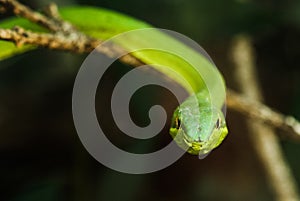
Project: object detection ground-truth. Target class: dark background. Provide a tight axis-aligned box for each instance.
[1,0,300,200]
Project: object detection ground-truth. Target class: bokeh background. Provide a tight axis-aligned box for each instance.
[1,0,300,200]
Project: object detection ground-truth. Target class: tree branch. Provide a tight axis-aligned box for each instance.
[0,26,98,51]
[227,89,300,142]
[0,0,300,143]
[0,0,62,32]
[230,35,300,201]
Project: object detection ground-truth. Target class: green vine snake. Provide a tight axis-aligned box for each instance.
[0,6,229,158]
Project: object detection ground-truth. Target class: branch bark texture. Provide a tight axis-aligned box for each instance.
[231,35,300,201]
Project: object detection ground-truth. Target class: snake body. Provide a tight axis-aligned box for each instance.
[0,6,229,157]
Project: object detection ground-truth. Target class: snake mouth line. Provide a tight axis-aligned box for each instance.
[182,132,204,155]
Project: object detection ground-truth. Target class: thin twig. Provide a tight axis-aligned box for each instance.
[0,0,300,142]
[231,35,300,201]
[43,3,62,21]
[0,0,144,66]
[227,89,300,142]
[0,28,142,66]
[0,0,61,32]
[0,26,98,51]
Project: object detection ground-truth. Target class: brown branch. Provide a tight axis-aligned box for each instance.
[0,0,144,66]
[227,89,300,142]
[0,0,62,32]
[0,26,98,51]
[0,0,300,142]
[231,35,300,201]
[43,3,62,20]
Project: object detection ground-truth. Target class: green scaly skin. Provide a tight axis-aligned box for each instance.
[170,90,228,156]
[0,6,229,157]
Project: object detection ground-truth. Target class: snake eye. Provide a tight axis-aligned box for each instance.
[175,117,181,129]
[215,118,221,129]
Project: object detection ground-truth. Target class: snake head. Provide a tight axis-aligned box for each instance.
[169,94,228,158]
